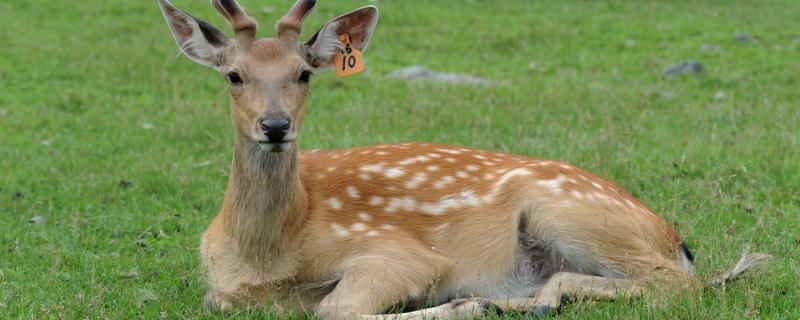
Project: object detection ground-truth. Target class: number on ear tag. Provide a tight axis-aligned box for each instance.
[335,34,365,78]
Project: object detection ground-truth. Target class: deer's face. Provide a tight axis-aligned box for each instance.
[159,0,378,152]
[222,40,311,152]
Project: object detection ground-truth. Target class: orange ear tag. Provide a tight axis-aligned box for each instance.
[335,34,365,78]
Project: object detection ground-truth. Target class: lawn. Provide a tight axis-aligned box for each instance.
[1,0,798,318]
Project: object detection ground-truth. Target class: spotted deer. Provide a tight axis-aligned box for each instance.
[157,0,770,318]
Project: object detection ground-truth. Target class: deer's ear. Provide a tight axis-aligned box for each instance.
[158,0,231,68]
[304,6,378,70]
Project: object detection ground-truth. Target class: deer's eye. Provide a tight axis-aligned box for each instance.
[227,71,243,85]
[298,70,313,84]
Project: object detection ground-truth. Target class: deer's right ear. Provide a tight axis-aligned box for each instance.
[158,0,231,68]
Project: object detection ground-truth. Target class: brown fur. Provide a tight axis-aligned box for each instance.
[157,1,768,319]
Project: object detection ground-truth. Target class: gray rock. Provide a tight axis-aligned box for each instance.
[29,216,46,224]
[661,61,703,76]
[733,33,759,43]
[700,44,720,52]
[388,65,491,85]
[658,90,677,100]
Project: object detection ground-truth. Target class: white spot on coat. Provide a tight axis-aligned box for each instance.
[357,212,372,221]
[331,223,350,237]
[405,172,428,189]
[419,191,481,215]
[385,167,406,178]
[327,198,343,210]
[536,174,567,194]
[385,196,416,213]
[436,148,462,155]
[346,186,360,199]
[433,176,455,189]
[369,196,384,206]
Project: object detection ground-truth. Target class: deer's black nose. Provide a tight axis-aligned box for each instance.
[260,118,291,143]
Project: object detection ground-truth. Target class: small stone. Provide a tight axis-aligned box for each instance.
[657,90,677,100]
[192,160,213,168]
[733,33,758,43]
[661,61,703,76]
[29,216,46,224]
[141,123,154,130]
[135,239,149,249]
[714,91,725,101]
[624,39,636,47]
[0,109,6,117]
[40,139,53,146]
[139,289,159,303]
[122,270,140,279]
[388,65,492,85]
[700,44,720,52]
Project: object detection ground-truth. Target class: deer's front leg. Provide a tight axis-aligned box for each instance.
[315,254,450,320]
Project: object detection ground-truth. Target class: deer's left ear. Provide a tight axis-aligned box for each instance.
[304,6,379,70]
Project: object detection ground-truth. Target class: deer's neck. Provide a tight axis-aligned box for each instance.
[223,139,308,266]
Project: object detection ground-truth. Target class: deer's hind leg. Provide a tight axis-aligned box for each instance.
[489,272,646,316]
[355,273,643,320]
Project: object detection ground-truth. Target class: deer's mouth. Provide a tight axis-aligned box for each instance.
[257,140,295,152]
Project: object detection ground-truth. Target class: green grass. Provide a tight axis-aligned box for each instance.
[1,0,798,318]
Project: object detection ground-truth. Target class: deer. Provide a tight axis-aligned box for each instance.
[157,0,771,319]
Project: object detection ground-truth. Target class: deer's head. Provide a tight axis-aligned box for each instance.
[158,0,378,152]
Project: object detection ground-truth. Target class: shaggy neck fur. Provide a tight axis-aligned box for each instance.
[223,139,308,267]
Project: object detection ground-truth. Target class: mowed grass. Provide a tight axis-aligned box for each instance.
[1,0,798,318]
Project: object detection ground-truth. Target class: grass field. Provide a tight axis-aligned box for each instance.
[1,0,799,318]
